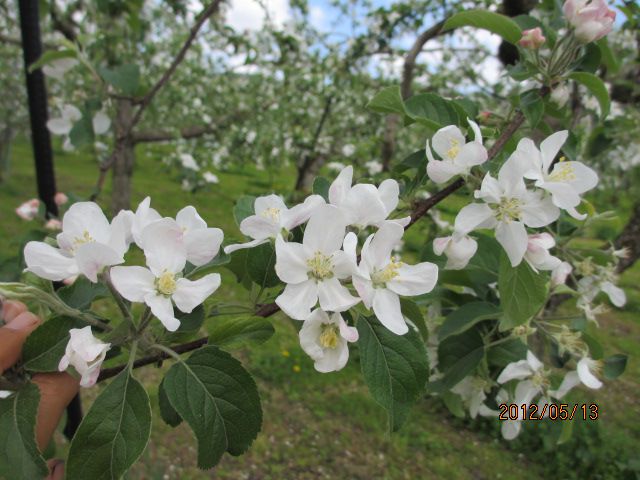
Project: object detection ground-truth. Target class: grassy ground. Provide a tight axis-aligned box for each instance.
[1,139,638,479]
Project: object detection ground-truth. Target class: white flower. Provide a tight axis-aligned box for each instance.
[92,111,111,135]
[46,104,82,136]
[274,205,360,320]
[224,194,324,254]
[328,166,409,229]
[24,202,131,282]
[15,198,40,220]
[524,233,562,272]
[451,376,496,419]
[111,225,221,331]
[179,153,200,171]
[341,144,355,157]
[563,0,616,43]
[326,161,346,172]
[454,159,560,266]
[299,309,358,372]
[509,131,598,220]
[578,273,626,307]
[58,326,110,387]
[426,119,488,184]
[42,57,78,80]
[131,197,162,246]
[551,261,573,287]
[203,172,219,184]
[433,235,477,270]
[365,160,383,176]
[550,84,570,107]
[550,357,604,398]
[350,222,438,335]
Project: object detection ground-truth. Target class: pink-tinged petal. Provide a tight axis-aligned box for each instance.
[240,214,280,240]
[145,293,180,331]
[282,195,325,230]
[303,204,347,253]
[432,125,465,159]
[110,266,155,302]
[335,312,358,343]
[275,280,318,320]
[577,358,603,389]
[377,179,400,214]
[224,238,269,254]
[173,273,221,313]
[109,209,134,256]
[141,218,187,275]
[24,241,78,281]
[275,236,309,284]
[185,227,223,266]
[75,243,124,282]
[427,159,461,184]
[63,202,111,243]
[372,288,407,335]
[176,205,207,231]
[328,166,353,205]
[454,203,495,235]
[317,278,360,312]
[388,261,438,296]
[497,359,532,383]
[495,221,528,267]
[540,131,568,172]
[254,194,287,216]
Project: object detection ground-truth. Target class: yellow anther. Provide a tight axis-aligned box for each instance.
[371,257,402,287]
[307,251,334,281]
[261,207,281,222]
[73,230,94,248]
[319,324,340,349]
[494,197,522,223]
[549,163,576,182]
[156,271,177,295]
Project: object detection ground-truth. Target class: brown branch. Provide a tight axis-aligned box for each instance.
[401,19,447,99]
[128,0,223,131]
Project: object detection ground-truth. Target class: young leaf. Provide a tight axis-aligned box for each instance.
[520,89,545,128]
[162,346,262,469]
[312,176,331,201]
[208,315,275,349]
[175,304,205,332]
[57,276,108,309]
[232,195,256,226]
[399,298,428,340]
[0,383,49,479]
[568,72,610,119]
[403,93,461,130]
[443,10,523,44]
[366,85,406,115]
[438,302,501,341]
[22,316,83,372]
[603,354,627,379]
[356,315,428,431]
[498,254,548,330]
[97,64,141,95]
[66,370,152,479]
[158,380,182,427]
[246,242,279,288]
[28,49,76,72]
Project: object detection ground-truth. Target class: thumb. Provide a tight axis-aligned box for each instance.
[0,310,41,373]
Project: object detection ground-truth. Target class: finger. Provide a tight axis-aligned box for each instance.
[1,300,28,322]
[32,372,80,452]
[46,460,65,480]
[0,312,41,373]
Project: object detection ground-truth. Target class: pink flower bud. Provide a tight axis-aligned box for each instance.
[519,27,546,49]
[479,111,492,121]
[54,192,69,206]
[45,218,63,231]
[15,198,40,220]
[563,0,616,43]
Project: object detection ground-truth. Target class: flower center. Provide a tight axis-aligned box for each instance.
[261,207,281,222]
[446,139,460,159]
[371,257,402,288]
[548,163,576,182]
[531,370,550,389]
[307,251,334,281]
[589,359,603,376]
[319,324,340,349]
[156,271,177,295]
[73,230,94,248]
[494,197,522,222]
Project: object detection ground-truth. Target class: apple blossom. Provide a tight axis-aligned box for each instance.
[551,261,573,287]
[203,172,219,184]
[131,196,162,246]
[509,131,598,220]
[578,271,626,308]
[58,326,111,387]
[54,192,69,206]
[328,166,409,228]
[365,160,383,176]
[15,198,39,220]
[274,205,360,320]
[42,57,78,80]
[111,223,221,331]
[524,233,562,272]
[451,376,497,419]
[179,153,200,171]
[454,159,560,266]
[224,194,325,254]
[45,219,63,231]
[24,202,131,282]
[550,84,570,108]
[92,111,111,135]
[349,222,438,335]
[519,27,546,49]
[426,119,488,184]
[298,309,358,372]
[563,0,616,43]
[433,235,478,270]
[46,104,82,136]
[551,357,604,398]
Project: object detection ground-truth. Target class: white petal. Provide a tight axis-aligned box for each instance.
[141,218,187,275]
[495,221,528,267]
[275,280,318,320]
[239,215,280,240]
[526,351,543,371]
[433,237,450,256]
[514,379,540,407]
[444,236,477,270]
[554,161,598,194]
[224,238,269,254]
[432,125,465,159]
[540,181,581,210]
[600,281,626,307]
[455,142,488,168]
[145,293,180,331]
[328,166,353,205]
[75,243,124,282]
[475,173,502,203]
[521,192,560,227]
[62,104,82,122]
[92,111,111,135]
[254,194,287,216]
[173,273,221,313]
[540,131,568,172]
[185,228,223,266]
[497,359,532,383]
[176,205,207,231]
[377,179,400,214]
[24,241,78,281]
[332,250,355,279]
[281,194,325,230]
[501,420,521,440]
[577,358,603,389]
[372,288,407,335]
[336,312,358,342]
[317,277,360,312]
[275,236,310,284]
[342,184,388,227]
[109,209,134,256]
[303,205,346,253]
[109,266,155,302]
[426,160,462,184]
[467,118,483,144]
[46,118,72,135]
[352,274,374,308]
[63,202,111,243]
[132,197,162,246]
[298,310,326,360]
[342,232,358,267]
[388,261,438,296]
[550,371,581,399]
[364,222,404,271]
[454,203,495,235]
[314,341,349,373]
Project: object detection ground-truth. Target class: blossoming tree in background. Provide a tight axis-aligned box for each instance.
[0,0,635,478]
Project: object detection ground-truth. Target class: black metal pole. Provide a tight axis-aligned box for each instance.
[18,0,58,218]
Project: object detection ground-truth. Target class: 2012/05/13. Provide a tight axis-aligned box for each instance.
[498,403,599,421]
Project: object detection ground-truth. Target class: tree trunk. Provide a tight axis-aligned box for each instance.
[295,154,325,191]
[615,201,640,273]
[111,99,135,214]
[381,114,399,172]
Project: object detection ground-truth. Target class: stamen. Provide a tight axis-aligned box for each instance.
[307,251,334,281]
[319,324,340,349]
[156,271,177,295]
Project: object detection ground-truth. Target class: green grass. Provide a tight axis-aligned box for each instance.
[1,139,638,479]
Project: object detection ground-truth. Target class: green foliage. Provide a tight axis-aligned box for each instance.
[434,328,484,390]
[97,64,141,95]
[0,383,48,479]
[438,302,501,341]
[404,93,462,129]
[568,72,610,119]
[312,176,331,201]
[246,242,279,288]
[57,276,108,309]
[233,196,256,226]
[603,354,627,379]
[208,316,275,349]
[66,370,151,479]
[443,10,523,44]
[158,379,182,427]
[162,346,262,469]
[520,90,545,128]
[356,315,428,431]
[366,85,405,115]
[28,49,76,72]
[175,305,205,332]
[22,316,83,372]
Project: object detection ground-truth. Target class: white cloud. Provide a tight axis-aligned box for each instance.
[226,0,291,31]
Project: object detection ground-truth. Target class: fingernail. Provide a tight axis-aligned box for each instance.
[5,313,40,331]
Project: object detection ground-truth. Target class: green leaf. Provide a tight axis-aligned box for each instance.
[399,298,428,340]
[158,380,182,427]
[57,276,108,309]
[246,242,279,288]
[176,304,205,332]
[435,328,484,390]
[356,315,428,431]
[520,89,545,128]
[97,64,140,95]
[66,370,151,479]
[438,302,501,341]
[441,391,466,418]
[404,93,461,130]
[28,49,76,72]
[232,195,256,226]
[568,71,610,119]
[68,111,95,148]
[595,37,619,74]
[312,176,331,201]
[0,383,48,479]
[498,253,548,330]
[367,85,405,115]
[162,346,262,468]
[443,10,523,44]
[557,418,574,445]
[487,338,527,367]
[208,315,275,349]
[22,316,83,372]
[603,354,627,379]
